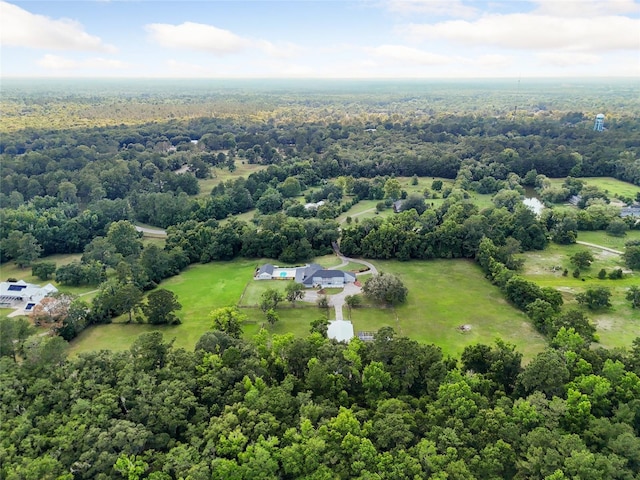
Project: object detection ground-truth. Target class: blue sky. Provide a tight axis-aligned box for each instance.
[1,0,639,78]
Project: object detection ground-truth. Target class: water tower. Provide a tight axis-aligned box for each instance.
[594,113,605,132]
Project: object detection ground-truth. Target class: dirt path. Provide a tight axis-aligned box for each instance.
[575,241,623,255]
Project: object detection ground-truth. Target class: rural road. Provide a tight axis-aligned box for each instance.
[576,241,623,255]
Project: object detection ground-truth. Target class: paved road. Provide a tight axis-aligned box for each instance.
[576,241,623,255]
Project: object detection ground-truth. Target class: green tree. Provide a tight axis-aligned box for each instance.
[310,316,329,337]
[260,287,284,312]
[606,218,629,237]
[576,286,612,310]
[265,308,279,325]
[31,261,56,280]
[210,306,246,338]
[570,250,594,269]
[362,273,408,305]
[345,294,362,315]
[383,178,402,201]
[142,289,181,325]
[2,231,42,268]
[627,285,640,308]
[106,220,142,258]
[114,454,148,480]
[431,180,443,191]
[598,268,607,279]
[279,177,301,198]
[285,282,305,306]
[0,317,35,362]
[623,245,640,270]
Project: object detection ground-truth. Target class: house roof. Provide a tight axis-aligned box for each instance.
[0,281,57,302]
[621,206,640,217]
[327,320,354,342]
[295,263,323,283]
[257,264,274,275]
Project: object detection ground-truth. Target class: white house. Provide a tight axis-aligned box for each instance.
[0,280,58,313]
[255,263,356,288]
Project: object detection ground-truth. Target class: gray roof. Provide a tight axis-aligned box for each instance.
[621,206,640,217]
[301,268,355,286]
[257,264,274,275]
[295,263,323,283]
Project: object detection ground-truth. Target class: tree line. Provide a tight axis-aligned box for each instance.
[2,321,640,479]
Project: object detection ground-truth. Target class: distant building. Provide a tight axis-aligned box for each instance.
[620,206,640,218]
[304,200,325,210]
[0,280,57,313]
[594,113,605,132]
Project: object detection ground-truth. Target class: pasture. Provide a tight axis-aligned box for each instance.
[358,259,547,360]
[518,242,640,350]
[548,176,640,200]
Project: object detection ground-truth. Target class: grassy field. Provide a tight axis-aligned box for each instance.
[69,259,257,355]
[518,242,640,350]
[548,176,640,200]
[369,259,547,360]
[576,230,640,251]
[197,161,267,196]
[0,253,98,297]
[239,279,291,307]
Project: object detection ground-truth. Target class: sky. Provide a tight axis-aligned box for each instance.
[1,0,639,78]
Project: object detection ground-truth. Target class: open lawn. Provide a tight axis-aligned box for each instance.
[69,260,257,355]
[519,242,640,350]
[548,177,640,200]
[239,279,291,307]
[0,253,98,297]
[197,161,267,196]
[371,259,547,361]
[577,230,640,252]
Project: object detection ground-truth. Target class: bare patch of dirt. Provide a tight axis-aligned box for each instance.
[595,317,614,331]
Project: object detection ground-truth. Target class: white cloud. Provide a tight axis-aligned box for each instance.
[536,52,601,67]
[370,44,452,64]
[471,54,513,69]
[37,54,128,70]
[385,0,478,18]
[146,22,249,54]
[146,21,300,58]
[533,0,640,17]
[0,1,116,52]
[405,14,640,52]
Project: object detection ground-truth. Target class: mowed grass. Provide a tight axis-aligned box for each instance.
[577,230,640,252]
[69,259,258,355]
[0,253,97,297]
[548,177,640,199]
[518,242,640,350]
[367,259,547,361]
[239,279,291,307]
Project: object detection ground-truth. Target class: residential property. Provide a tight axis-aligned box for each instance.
[304,200,325,210]
[0,280,58,313]
[255,263,356,288]
[620,206,640,218]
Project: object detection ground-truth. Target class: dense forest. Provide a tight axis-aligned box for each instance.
[1,79,640,478]
[3,326,640,479]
